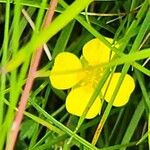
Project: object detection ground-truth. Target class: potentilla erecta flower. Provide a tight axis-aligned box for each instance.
[50,38,135,119]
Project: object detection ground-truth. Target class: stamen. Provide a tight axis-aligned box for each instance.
[78,65,104,87]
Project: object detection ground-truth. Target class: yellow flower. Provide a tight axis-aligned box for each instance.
[50,38,135,119]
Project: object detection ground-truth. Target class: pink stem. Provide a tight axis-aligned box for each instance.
[5,1,58,150]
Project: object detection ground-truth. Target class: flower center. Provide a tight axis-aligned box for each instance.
[79,65,104,87]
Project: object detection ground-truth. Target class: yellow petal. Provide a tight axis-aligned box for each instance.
[66,85,101,119]
[102,73,135,107]
[50,52,84,89]
[83,38,114,65]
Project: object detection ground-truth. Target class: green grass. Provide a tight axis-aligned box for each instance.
[0,0,150,149]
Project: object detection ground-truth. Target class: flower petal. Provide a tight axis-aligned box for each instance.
[50,52,84,89]
[102,73,135,107]
[66,84,101,119]
[83,38,114,65]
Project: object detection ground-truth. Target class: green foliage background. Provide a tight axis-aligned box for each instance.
[0,0,150,149]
